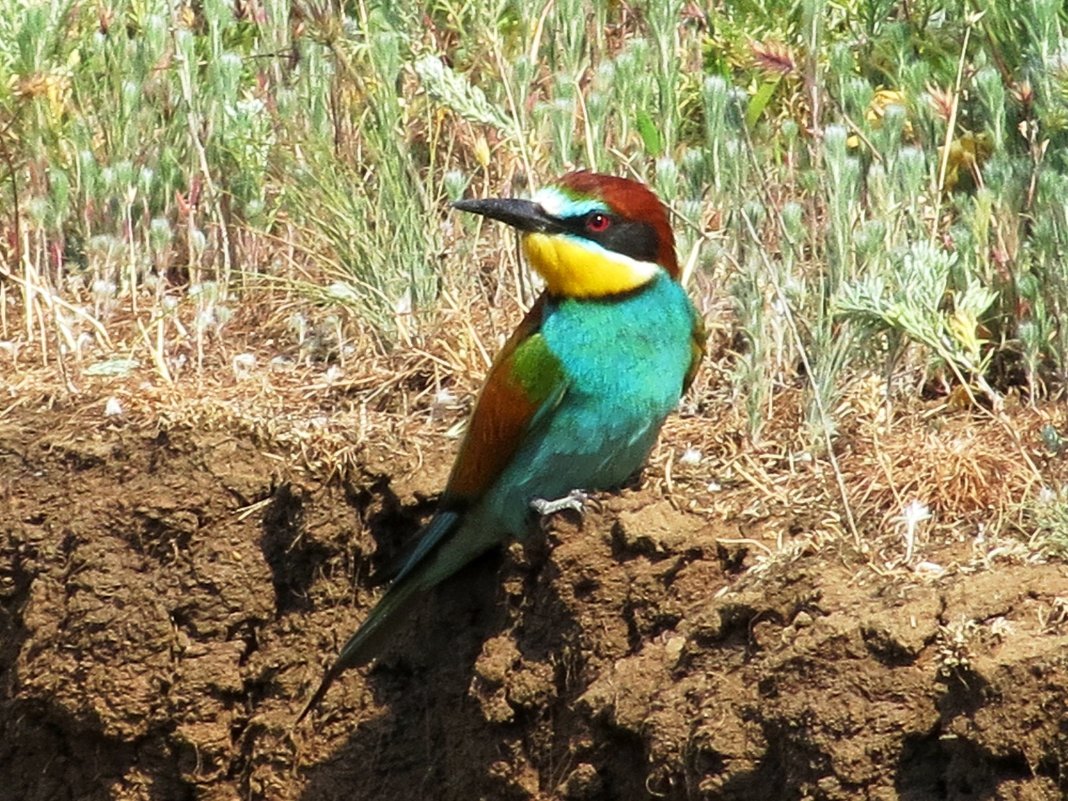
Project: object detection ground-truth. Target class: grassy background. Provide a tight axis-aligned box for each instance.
[2,0,1067,542]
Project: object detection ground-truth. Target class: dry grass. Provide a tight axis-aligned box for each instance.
[3,247,1066,583]
[651,333,1068,573]
[0,254,524,483]
[845,404,1051,529]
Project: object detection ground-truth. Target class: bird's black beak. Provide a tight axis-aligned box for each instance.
[452,197,562,234]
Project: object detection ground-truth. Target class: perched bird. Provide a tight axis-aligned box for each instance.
[298,171,704,720]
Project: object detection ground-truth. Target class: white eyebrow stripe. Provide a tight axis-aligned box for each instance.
[532,187,606,218]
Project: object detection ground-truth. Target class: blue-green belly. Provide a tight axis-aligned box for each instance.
[481,272,696,535]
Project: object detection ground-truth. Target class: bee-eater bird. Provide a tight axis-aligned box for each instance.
[298,171,704,721]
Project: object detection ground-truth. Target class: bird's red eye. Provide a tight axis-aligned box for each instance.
[585,213,611,233]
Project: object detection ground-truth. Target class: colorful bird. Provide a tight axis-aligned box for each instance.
[298,171,704,720]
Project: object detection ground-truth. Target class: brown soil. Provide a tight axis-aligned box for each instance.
[3,395,1068,801]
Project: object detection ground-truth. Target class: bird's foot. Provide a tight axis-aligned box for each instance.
[530,489,588,517]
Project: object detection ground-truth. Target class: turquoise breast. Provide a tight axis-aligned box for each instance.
[482,272,697,535]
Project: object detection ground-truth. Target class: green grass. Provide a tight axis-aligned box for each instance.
[2,0,1068,430]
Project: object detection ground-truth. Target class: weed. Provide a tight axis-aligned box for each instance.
[1025,485,1068,558]
[2,0,1068,546]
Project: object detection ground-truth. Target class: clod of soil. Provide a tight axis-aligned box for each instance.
[2,404,1067,800]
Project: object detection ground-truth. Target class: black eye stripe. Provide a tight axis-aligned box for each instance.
[559,214,660,263]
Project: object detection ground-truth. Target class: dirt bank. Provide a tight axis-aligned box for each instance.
[2,401,1067,800]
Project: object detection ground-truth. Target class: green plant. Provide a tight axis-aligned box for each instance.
[836,242,999,400]
[1025,484,1068,559]
[2,0,1068,430]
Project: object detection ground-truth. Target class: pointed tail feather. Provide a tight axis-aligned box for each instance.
[296,580,424,723]
[296,510,464,723]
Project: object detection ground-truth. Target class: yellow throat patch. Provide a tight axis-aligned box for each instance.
[522,232,660,298]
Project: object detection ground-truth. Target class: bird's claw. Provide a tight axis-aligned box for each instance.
[530,489,588,517]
